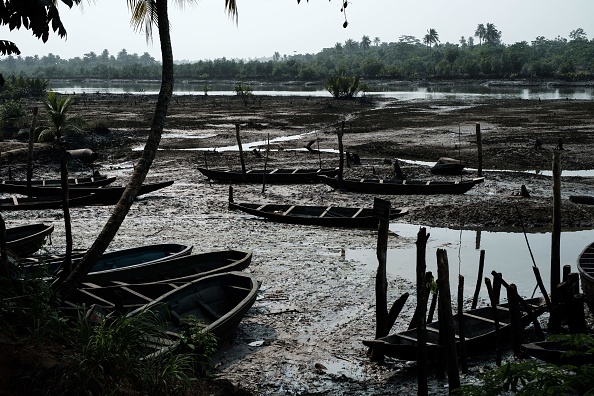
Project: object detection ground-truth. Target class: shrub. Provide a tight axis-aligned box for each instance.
[234,82,254,107]
[324,73,367,99]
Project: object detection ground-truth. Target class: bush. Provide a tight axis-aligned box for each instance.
[234,82,254,107]
[0,99,25,133]
[324,73,368,99]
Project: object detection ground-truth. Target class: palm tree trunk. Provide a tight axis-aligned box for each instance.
[54,0,174,298]
[60,152,73,275]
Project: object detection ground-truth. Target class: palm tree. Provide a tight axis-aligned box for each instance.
[54,0,239,298]
[475,23,486,45]
[426,28,439,52]
[360,35,371,53]
[485,23,501,44]
[373,37,381,47]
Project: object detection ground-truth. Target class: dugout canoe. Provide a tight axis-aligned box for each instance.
[521,340,594,365]
[0,175,115,189]
[363,297,545,361]
[228,187,407,228]
[198,166,338,184]
[318,175,484,195]
[577,241,594,312]
[6,223,54,257]
[0,194,99,211]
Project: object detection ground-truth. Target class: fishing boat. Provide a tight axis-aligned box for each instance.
[318,175,484,195]
[363,297,545,361]
[0,194,99,211]
[521,340,594,365]
[577,241,594,311]
[569,195,594,205]
[6,223,54,257]
[0,175,115,188]
[62,250,253,313]
[197,166,338,184]
[430,157,468,175]
[21,243,193,276]
[2,180,174,203]
[127,271,259,348]
[228,187,407,228]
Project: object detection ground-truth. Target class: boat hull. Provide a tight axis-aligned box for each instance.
[6,224,54,257]
[198,167,338,184]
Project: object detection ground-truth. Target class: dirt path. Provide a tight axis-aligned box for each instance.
[2,95,594,394]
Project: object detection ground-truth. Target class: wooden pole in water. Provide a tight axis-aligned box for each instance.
[507,284,523,357]
[484,277,502,366]
[457,275,467,374]
[371,198,391,362]
[416,227,430,396]
[475,122,483,177]
[550,150,562,327]
[235,123,246,182]
[337,121,345,189]
[436,249,460,390]
[262,133,270,194]
[471,249,485,310]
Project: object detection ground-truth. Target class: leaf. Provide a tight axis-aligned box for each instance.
[343,21,348,28]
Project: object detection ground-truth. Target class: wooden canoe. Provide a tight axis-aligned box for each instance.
[318,175,484,195]
[0,175,115,189]
[0,194,99,211]
[21,243,193,276]
[569,195,594,205]
[198,167,338,184]
[228,187,408,229]
[521,340,594,365]
[6,223,54,257]
[430,157,468,175]
[2,180,174,202]
[128,271,259,347]
[577,241,594,312]
[62,250,253,313]
[363,297,545,361]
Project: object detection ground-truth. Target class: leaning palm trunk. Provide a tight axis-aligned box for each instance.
[54,0,174,298]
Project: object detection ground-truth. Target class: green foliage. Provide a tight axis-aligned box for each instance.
[40,91,85,141]
[0,75,49,100]
[175,315,218,373]
[234,82,254,106]
[0,99,25,132]
[325,73,367,99]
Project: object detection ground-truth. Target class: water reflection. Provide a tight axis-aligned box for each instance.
[346,223,594,301]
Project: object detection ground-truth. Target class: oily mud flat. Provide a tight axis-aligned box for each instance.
[2,95,594,394]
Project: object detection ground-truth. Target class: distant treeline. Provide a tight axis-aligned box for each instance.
[1,34,593,82]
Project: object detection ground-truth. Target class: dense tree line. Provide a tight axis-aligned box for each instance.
[1,26,593,82]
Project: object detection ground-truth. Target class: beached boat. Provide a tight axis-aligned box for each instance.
[570,195,594,205]
[2,180,174,203]
[363,297,545,361]
[0,194,99,211]
[21,243,193,276]
[228,187,407,228]
[198,167,338,184]
[431,157,468,175]
[62,250,253,313]
[6,223,54,257]
[577,241,594,311]
[128,271,259,346]
[521,340,594,365]
[318,175,484,195]
[0,175,115,188]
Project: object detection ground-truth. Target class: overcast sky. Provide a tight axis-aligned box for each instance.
[3,0,594,62]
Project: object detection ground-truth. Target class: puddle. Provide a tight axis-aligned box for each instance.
[347,223,594,300]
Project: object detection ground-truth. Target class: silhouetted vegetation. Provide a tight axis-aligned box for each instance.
[1,27,593,82]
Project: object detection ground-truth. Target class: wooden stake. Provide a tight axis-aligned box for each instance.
[416,228,430,396]
[507,284,522,357]
[475,122,483,177]
[484,277,502,366]
[262,133,269,194]
[457,275,467,374]
[550,150,562,328]
[471,249,485,310]
[235,123,246,181]
[27,107,38,197]
[337,121,345,189]
[436,249,460,390]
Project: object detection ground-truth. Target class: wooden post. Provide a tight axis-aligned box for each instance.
[475,230,481,250]
[387,293,409,333]
[27,107,38,197]
[566,273,586,333]
[475,122,483,177]
[337,121,345,189]
[471,249,485,310]
[550,150,562,328]
[457,275,467,374]
[0,214,7,277]
[262,133,270,194]
[235,123,246,181]
[484,277,502,366]
[371,198,391,362]
[436,249,460,390]
[416,228,430,396]
[427,287,438,323]
[393,159,405,180]
[562,264,571,282]
[493,272,502,305]
[507,284,522,357]
[409,271,433,330]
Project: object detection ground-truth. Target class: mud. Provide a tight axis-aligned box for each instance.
[2,94,594,394]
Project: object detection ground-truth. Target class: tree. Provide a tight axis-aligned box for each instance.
[426,28,440,52]
[485,23,501,44]
[373,37,381,47]
[360,35,371,53]
[569,28,587,41]
[475,23,486,45]
[54,0,239,298]
[0,0,82,56]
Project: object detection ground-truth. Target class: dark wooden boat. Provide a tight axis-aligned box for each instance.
[128,271,259,347]
[577,241,594,311]
[570,195,594,205]
[431,157,468,175]
[521,340,594,365]
[62,250,253,313]
[228,187,407,228]
[0,175,115,188]
[3,180,174,202]
[363,297,545,361]
[6,223,54,257]
[0,194,99,211]
[198,166,338,184]
[318,175,484,195]
[21,243,193,276]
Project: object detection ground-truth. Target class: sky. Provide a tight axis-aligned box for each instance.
[2,0,594,62]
